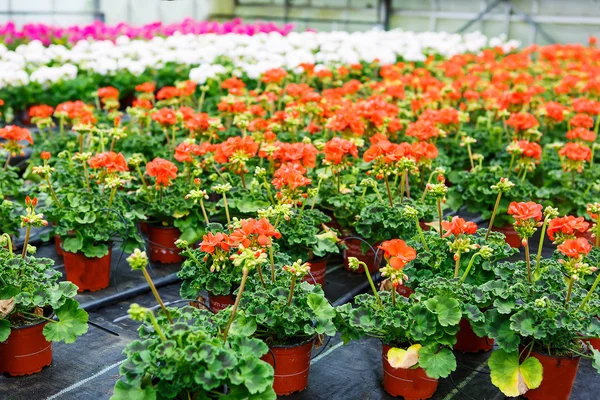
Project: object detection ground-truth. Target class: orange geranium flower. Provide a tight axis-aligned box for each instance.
[262,68,288,84]
[254,218,281,246]
[214,136,259,164]
[441,216,478,237]
[0,125,33,144]
[156,86,180,100]
[559,142,592,161]
[146,158,178,187]
[200,232,230,253]
[508,202,543,222]
[406,120,440,141]
[152,108,178,126]
[29,105,54,119]
[132,98,153,110]
[544,101,567,122]
[557,237,592,258]
[323,137,359,165]
[88,152,128,172]
[272,163,312,190]
[378,239,417,270]
[569,113,594,129]
[566,127,597,142]
[517,140,542,160]
[547,216,589,241]
[135,82,156,93]
[174,142,201,163]
[505,112,539,132]
[97,86,119,99]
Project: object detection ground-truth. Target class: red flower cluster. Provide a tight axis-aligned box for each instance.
[213,136,259,164]
[557,237,592,258]
[547,215,589,241]
[505,112,539,132]
[559,142,592,161]
[441,216,478,237]
[566,127,597,142]
[272,162,311,190]
[517,140,542,160]
[378,239,417,270]
[0,125,33,144]
[97,86,119,99]
[146,157,178,187]
[229,218,281,248]
[152,108,178,126]
[29,104,54,119]
[323,137,359,165]
[88,152,128,172]
[508,202,543,223]
[135,82,156,93]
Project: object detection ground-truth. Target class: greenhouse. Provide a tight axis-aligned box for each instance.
[1,1,600,399]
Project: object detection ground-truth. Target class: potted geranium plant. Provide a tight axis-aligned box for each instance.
[481,204,600,399]
[240,260,337,396]
[38,151,144,291]
[111,249,276,400]
[335,240,459,399]
[0,201,89,376]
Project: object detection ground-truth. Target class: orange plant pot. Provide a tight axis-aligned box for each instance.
[493,225,522,248]
[343,238,378,273]
[396,282,414,298]
[522,351,580,400]
[63,249,112,292]
[147,225,183,264]
[207,293,236,312]
[0,320,52,376]
[303,258,328,286]
[586,337,600,351]
[453,318,494,352]
[382,344,438,400]
[262,338,314,396]
[54,235,63,256]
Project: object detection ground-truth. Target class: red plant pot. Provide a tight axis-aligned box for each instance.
[139,221,149,234]
[303,258,328,286]
[208,293,235,312]
[54,235,63,256]
[63,249,112,292]
[262,337,314,396]
[522,351,580,400]
[382,344,438,400]
[493,225,522,248]
[396,282,414,298]
[454,318,494,352]
[0,320,52,376]
[586,337,600,351]
[147,225,183,264]
[343,238,378,273]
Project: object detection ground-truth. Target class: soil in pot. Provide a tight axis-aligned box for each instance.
[453,318,494,352]
[261,337,314,396]
[0,319,52,376]
[207,293,235,312]
[63,249,112,292]
[493,225,522,248]
[343,238,378,273]
[522,350,580,400]
[382,344,438,400]
[147,224,183,264]
[303,257,328,286]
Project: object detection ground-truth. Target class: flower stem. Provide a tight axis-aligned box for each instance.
[361,261,381,308]
[485,192,502,241]
[416,220,429,252]
[384,175,393,207]
[223,267,249,343]
[391,287,396,307]
[437,198,443,238]
[222,193,231,225]
[524,240,532,284]
[579,269,600,310]
[287,275,297,306]
[147,311,168,342]
[597,215,600,248]
[565,277,574,305]
[534,216,550,279]
[460,253,480,284]
[453,251,462,279]
[141,267,173,324]
[310,179,322,211]
[3,154,10,171]
[270,246,276,282]
[46,177,62,208]
[199,198,210,225]
[399,171,406,203]
[21,226,31,259]
[256,265,267,288]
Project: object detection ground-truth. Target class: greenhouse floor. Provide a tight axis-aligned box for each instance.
[1,237,598,400]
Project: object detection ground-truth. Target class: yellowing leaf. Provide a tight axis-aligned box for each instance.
[488,350,543,397]
[388,344,422,369]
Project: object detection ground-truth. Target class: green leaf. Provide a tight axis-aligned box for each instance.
[0,319,10,342]
[409,304,438,341]
[488,350,543,397]
[48,281,78,309]
[510,310,545,340]
[111,380,156,400]
[0,285,19,300]
[82,242,109,258]
[43,298,89,343]
[463,304,484,322]
[418,345,456,379]
[486,309,520,352]
[236,357,274,394]
[494,297,516,314]
[424,296,461,327]
[62,235,83,253]
[307,293,335,320]
[591,347,600,374]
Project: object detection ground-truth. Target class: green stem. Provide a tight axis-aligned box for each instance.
[453,251,462,279]
[222,193,231,225]
[534,216,550,279]
[256,265,267,288]
[147,311,168,342]
[287,276,297,306]
[437,198,443,238]
[107,186,118,209]
[270,246,276,282]
[524,240,532,284]
[46,176,63,208]
[391,287,396,307]
[263,177,275,205]
[141,267,174,324]
[485,192,502,241]
[21,226,31,259]
[416,220,429,252]
[199,198,210,225]
[399,171,406,203]
[460,253,480,284]
[467,143,474,170]
[565,277,574,305]
[223,267,249,343]
[597,216,600,248]
[421,170,436,201]
[361,261,381,308]
[82,163,91,191]
[579,269,600,310]
[384,175,393,207]
[1,233,13,256]
[310,179,323,211]
[3,154,10,171]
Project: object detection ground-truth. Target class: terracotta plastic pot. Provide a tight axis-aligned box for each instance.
[208,293,235,312]
[139,221,149,234]
[454,318,494,352]
[343,238,378,273]
[303,257,328,286]
[0,319,52,376]
[493,225,522,248]
[262,337,314,396]
[522,351,580,400]
[396,282,414,298]
[54,235,63,256]
[382,344,438,400]
[63,249,112,292]
[586,337,600,351]
[147,224,183,264]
